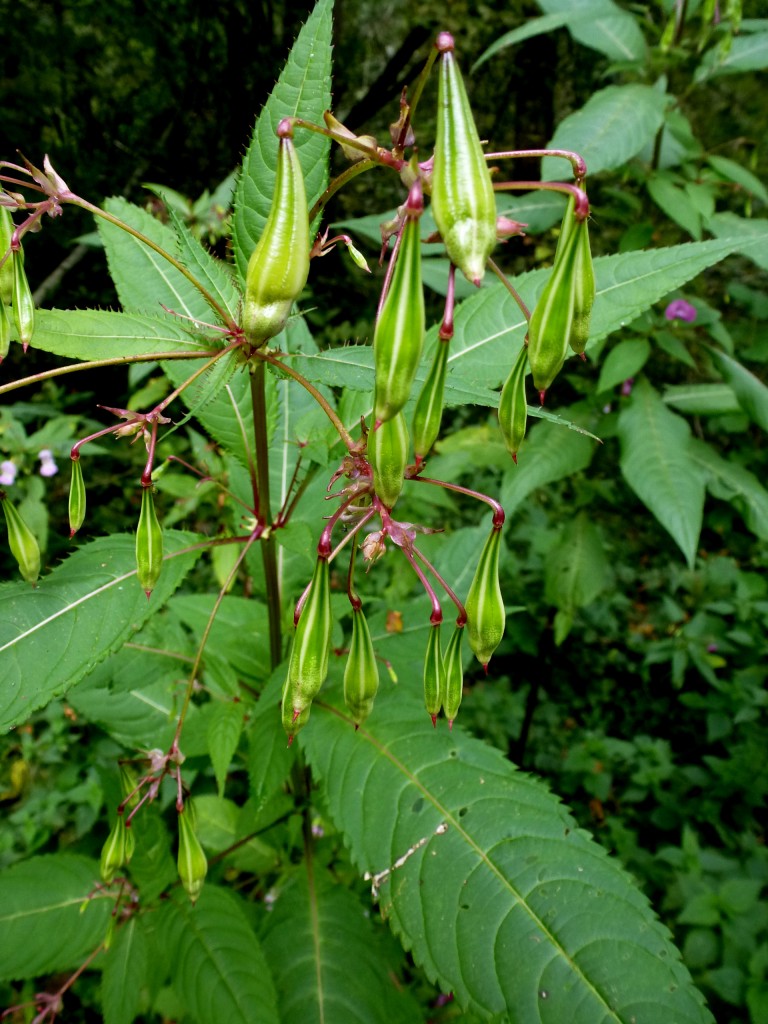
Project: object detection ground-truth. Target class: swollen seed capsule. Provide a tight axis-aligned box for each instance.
[100,817,127,885]
[243,122,310,349]
[465,525,505,669]
[343,605,380,727]
[0,207,14,306]
[373,182,425,424]
[368,412,409,511]
[11,248,35,351]
[281,555,333,739]
[177,806,207,904]
[1,494,41,584]
[68,457,86,538]
[442,624,464,726]
[135,486,163,596]
[423,622,445,726]
[569,217,595,355]
[498,344,528,462]
[412,339,449,463]
[431,33,497,285]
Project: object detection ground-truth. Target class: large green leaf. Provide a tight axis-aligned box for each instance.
[687,439,768,541]
[541,84,666,180]
[159,887,279,1024]
[232,0,333,281]
[0,531,203,732]
[695,32,768,81]
[301,687,714,1024]
[102,917,149,1024]
[617,380,705,567]
[0,854,111,981]
[501,419,596,514]
[706,345,768,432]
[544,513,610,644]
[261,859,422,1024]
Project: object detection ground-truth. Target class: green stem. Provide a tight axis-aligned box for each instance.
[250,360,283,669]
[309,160,378,224]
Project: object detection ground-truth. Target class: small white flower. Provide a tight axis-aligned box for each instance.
[0,460,17,486]
[38,449,59,478]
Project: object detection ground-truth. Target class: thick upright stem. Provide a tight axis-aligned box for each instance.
[250,361,282,669]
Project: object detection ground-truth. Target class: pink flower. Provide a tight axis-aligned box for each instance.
[0,460,17,485]
[38,449,59,477]
[665,299,697,323]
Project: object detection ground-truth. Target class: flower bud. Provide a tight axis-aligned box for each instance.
[442,624,464,727]
[1,493,41,584]
[412,339,449,463]
[0,206,14,307]
[135,486,163,597]
[465,525,505,669]
[282,554,333,739]
[423,622,445,726]
[343,604,380,727]
[373,182,425,424]
[368,412,409,511]
[177,806,207,904]
[431,34,497,285]
[68,457,86,538]
[243,122,309,349]
[11,248,35,351]
[100,817,127,885]
[498,344,528,462]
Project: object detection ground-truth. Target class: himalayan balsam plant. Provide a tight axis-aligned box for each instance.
[1,2,765,1021]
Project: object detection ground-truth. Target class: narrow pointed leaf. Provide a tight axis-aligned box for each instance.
[535,0,646,61]
[500,420,595,514]
[687,438,768,541]
[208,700,246,797]
[706,346,768,431]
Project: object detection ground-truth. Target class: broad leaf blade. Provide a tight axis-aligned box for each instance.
[501,420,596,514]
[261,860,422,1024]
[232,0,333,281]
[301,687,714,1024]
[707,346,768,431]
[688,439,768,541]
[0,855,111,981]
[102,917,149,1024]
[695,32,768,81]
[0,531,203,731]
[159,887,279,1024]
[536,0,646,61]
[617,380,705,567]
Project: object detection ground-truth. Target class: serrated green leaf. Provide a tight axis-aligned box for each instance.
[300,686,714,1024]
[102,916,149,1024]
[0,531,203,732]
[687,438,768,541]
[596,338,651,393]
[160,887,279,1024]
[695,32,768,81]
[232,0,333,282]
[544,514,610,631]
[208,700,246,796]
[707,346,768,431]
[617,380,705,567]
[501,420,595,515]
[0,854,111,982]
[541,85,666,181]
[248,669,298,804]
[261,859,422,1024]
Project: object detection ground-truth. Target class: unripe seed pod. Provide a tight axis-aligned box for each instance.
[373,183,425,424]
[177,806,207,904]
[135,486,163,596]
[423,622,445,726]
[11,248,35,351]
[568,216,595,355]
[243,123,309,349]
[282,555,333,739]
[100,817,127,885]
[465,525,505,669]
[68,457,86,538]
[498,344,528,462]
[343,604,380,727]
[442,624,464,726]
[431,33,497,285]
[412,339,449,462]
[368,412,409,511]
[0,207,14,307]
[1,494,41,584]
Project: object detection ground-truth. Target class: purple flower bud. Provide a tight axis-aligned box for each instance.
[38,449,58,477]
[664,299,697,323]
[621,377,635,396]
[0,460,17,486]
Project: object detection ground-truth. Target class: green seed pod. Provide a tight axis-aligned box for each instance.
[368,411,409,511]
[498,343,528,462]
[1,494,41,584]
[68,457,86,538]
[100,816,127,885]
[373,183,425,424]
[569,217,595,355]
[177,806,208,904]
[11,248,35,351]
[412,339,449,463]
[0,207,14,307]
[423,622,445,726]
[465,526,505,669]
[0,299,10,362]
[136,486,163,596]
[243,122,309,349]
[282,555,333,739]
[442,624,464,726]
[343,604,380,727]
[431,33,497,285]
